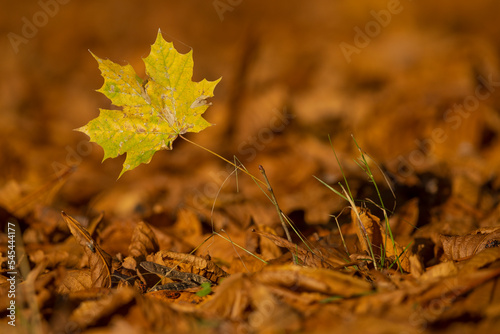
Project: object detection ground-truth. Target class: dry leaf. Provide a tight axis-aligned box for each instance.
[128,221,159,258]
[388,197,419,237]
[351,207,384,254]
[255,264,372,297]
[245,283,301,333]
[29,248,82,269]
[61,212,112,288]
[135,288,199,332]
[57,269,93,293]
[246,225,282,260]
[171,208,203,248]
[351,207,412,271]
[200,273,252,320]
[416,267,500,305]
[420,261,459,282]
[461,247,500,274]
[440,226,500,261]
[70,286,136,328]
[149,250,229,283]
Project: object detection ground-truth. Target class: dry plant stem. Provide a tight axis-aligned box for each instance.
[258,165,294,248]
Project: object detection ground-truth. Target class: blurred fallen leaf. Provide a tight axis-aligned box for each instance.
[199,272,252,320]
[128,221,159,258]
[140,261,210,291]
[420,261,458,282]
[245,225,282,260]
[460,246,500,274]
[70,286,136,329]
[388,198,419,237]
[61,212,112,288]
[416,267,500,305]
[255,264,372,297]
[440,226,500,261]
[57,269,93,294]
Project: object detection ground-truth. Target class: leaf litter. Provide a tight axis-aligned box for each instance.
[2,2,500,334]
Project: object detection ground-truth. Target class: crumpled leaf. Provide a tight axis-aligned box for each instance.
[440,226,500,261]
[61,212,112,288]
[128,221,159,258]
[77,30,221,177]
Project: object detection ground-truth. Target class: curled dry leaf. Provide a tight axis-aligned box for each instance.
[128,221,159,258]
[440,226,500,261]
[61,212,112,288]
[149,250,229,284]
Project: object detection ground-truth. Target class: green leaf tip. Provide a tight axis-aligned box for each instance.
[77,31,221,178]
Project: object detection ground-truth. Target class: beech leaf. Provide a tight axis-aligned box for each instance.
[77,30,221,177]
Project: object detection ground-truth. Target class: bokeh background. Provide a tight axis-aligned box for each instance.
[1,0,500,247]
[2,1,500,333]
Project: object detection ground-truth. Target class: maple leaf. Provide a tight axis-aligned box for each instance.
[77,30,221,177]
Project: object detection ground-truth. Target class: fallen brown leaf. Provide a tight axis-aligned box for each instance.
[61,212,112,288]
[128,221,159,258]
[200,272,251,320]
[70,286,136,329]
[254,264,373,297]
[351,207,412,271]
[57,269,93,293]
[440,226,500,261]
[149,250,229,284]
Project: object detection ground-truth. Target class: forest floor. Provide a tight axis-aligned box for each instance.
[1,1,500,333]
